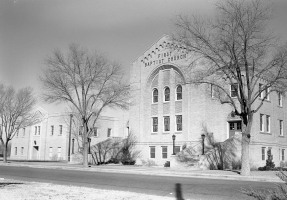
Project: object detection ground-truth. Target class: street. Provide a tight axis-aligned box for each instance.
[0,165,277,199]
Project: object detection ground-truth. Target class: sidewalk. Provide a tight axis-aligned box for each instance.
[0,161,284,183]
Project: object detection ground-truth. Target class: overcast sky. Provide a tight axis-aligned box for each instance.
[0,0,287,113]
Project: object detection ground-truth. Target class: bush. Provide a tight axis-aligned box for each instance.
[164,161,170,167]
[258,149,275,171]
[242,171,287,200]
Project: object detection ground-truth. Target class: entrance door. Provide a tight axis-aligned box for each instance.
[32,146,39,160]
[229,121,242,138]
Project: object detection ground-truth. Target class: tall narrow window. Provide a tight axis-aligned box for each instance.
[278,92,283,107]
[259,83,264,99]
[164,87,170,102]
[93,127,98,137]
[15,147,17,156]
[262,147,266,160]
[266,115,270,133]
[282,149,285,161]
[280,120,283,136]
[51,125,54,136]
[260,114,264,132]
[59,125,63,136]
[176,85,182,100]
[21,147,24,155]
[176,115,182,131]
[23,128,25,137]
[57,147,62,159]
[150,146,155,158]
[152,89,158,103]
[230,83,238,98]
[107,128,111,137]
[266,87,270,100]
[38,126,40,135]
[34,126,37,135]
[162,146,167,158]
[49,147,53,159]
[152,117,158,133]
[164,116,170,132]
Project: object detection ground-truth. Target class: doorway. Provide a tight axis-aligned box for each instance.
[32,146,39,160]
[229,121,242,138]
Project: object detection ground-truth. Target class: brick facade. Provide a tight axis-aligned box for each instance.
[130,35,287,168]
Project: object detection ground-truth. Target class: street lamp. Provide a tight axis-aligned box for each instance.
[88,137,91,154]
[68,114,73,161]
[201,134,206,155]
[172,134,176,155]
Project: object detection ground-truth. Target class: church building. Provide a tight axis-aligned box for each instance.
[129,35,287,168]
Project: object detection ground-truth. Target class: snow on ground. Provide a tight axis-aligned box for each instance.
[0,179,174,200]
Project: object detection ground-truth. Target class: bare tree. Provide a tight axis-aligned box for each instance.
[0,84,38,162]
[40,44,130,167]
[174,0,287,175]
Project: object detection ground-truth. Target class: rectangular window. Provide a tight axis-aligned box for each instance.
[259,83,264,99]
[152,117,158,133]
[230,122,235,130]
[262,147,266,160]
[107,128,111,137]
[266,87,270,100]
[266,115,270,133]
[93,127,98,137]
[211,85,214,98]
[15,147,17,155]
[282,149,285,161]
[38,126,40,135]
[59,125,63,136]
[230,83,238,98]
[237,121,242,130]
[49,147,53,158]
[57,147,61,159]
[278,92,283,107]
[162,146,167,159]
[16,131,19,137]
[34,126,37,135]
[150,146,155,158]
[21,147,24,155]
[260,114,264,132]
[280,120,283,136]
[175,146,181,154]
[51,125,54,136]
[176,115,182,131]
[164,116,170,132]
[23,128,25,137]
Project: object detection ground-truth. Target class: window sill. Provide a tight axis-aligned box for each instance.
[151,102,158,105]
[279,135,285,138]
[151,133,158,135]
[162,132,170,134]
[278,106,283,108]
[260,131,271,135]
[175,99,182,102]
[175,131,182,134]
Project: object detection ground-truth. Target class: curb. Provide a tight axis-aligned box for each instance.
[0,163,283,183]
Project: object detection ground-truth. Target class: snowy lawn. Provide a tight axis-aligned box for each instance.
[0,179,174,200]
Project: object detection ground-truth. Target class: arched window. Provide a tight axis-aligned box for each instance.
[152,89,158,103]
[176,85,182,100]
[164,87,170,102]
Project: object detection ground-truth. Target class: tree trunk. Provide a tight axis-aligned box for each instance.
[241,115,253,176]
[82,120,89,167]
[3,141,9,163]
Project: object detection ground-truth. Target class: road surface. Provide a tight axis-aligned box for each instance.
[0,165,276,199]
